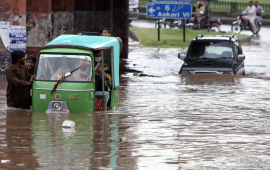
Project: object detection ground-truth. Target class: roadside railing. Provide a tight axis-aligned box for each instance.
[211,2,270,14]
[139,0,270,14]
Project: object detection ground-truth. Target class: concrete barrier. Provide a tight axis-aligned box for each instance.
[129,29,140,42]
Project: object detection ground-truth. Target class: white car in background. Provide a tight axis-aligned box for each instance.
[129,0,139,23]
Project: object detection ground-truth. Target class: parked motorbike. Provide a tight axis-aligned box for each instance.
[231,14,261,34]
[169,19,182,29]
[155,18,166,28]
[186,15,222,32]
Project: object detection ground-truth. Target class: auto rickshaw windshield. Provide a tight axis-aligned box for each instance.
[36,54,93,82]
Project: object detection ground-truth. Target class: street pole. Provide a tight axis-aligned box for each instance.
[158,19,160,41]
[183,19,186,42]
[208,0,210,32]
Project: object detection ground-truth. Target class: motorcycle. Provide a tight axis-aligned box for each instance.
[169,19,182,29]
[186,15,222,32]
[155,18,166,28]
[231,14,261,34]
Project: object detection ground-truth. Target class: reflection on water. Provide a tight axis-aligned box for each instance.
[0,110,40,169]
[0,40,270,169]
[31,112,120,169]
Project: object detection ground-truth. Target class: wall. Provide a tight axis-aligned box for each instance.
[0,0,129,78]
[0,0,26,77]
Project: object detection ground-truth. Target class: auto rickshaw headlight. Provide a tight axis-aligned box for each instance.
[52,102,62,111]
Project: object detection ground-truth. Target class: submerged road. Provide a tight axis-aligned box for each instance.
[0,21,270,169]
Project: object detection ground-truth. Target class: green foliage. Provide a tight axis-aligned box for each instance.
[218,0,269,2]
[130,27,247,48]
[139,0,270,8]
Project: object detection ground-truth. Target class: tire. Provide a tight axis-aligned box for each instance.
[155,23,163,28]
[252,24,261,34]
[186,25,193,30]
[177,20,182,29]
[231,23,241,34]
[178,23,182,29]
[211,25,220,32]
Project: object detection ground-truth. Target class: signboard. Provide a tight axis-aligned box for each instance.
[0,22,10,49]
[151,0,191,2]
[8,26,27,52]
[147,3,192,19]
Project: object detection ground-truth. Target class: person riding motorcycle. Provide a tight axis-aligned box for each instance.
[192,1,205,29]
[242,1,257,33]
[200,1,212,29]
[254,1,264,26]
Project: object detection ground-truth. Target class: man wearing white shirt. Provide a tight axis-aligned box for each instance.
[242,1,257,33]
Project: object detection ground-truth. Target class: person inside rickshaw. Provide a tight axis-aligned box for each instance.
[93,50,111,91]
[50,57,84,81]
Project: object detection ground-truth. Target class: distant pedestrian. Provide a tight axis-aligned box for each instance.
[5,50,34,109]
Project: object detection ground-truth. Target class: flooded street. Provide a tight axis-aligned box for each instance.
[1,30,270,169]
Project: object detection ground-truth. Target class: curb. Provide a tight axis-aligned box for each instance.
[129,29,140,42]
[239,35,252,44]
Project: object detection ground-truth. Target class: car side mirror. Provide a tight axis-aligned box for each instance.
[178,53,186,60]
[238,54,245,61]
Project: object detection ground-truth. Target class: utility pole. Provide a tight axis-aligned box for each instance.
[207,0,210,32]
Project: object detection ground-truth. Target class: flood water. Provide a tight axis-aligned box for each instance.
[1,37,270,169]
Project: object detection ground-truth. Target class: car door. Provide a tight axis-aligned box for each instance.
[234,41,245,75]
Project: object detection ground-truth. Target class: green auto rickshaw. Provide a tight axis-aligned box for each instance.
[32,35,120,113]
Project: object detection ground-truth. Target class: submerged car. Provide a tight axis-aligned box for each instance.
[178,34,245,75]
[129,0,139,23]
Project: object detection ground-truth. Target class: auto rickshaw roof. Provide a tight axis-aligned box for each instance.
[43,35,119,50]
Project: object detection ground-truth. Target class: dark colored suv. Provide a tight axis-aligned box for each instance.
[178,35,245,75]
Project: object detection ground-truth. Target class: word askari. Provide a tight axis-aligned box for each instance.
[157,12,190,18]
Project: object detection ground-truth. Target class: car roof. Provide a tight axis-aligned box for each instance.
[43,35,119,50]
[193,34,239,42]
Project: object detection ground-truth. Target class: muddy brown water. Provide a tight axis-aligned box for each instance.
[1,40,270,169]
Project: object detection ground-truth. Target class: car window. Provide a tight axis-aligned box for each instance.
[188,41,234,60]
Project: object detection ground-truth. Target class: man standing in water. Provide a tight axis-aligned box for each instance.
[25,55,36,106]
[5,50,34,109]
[25,55,36,76]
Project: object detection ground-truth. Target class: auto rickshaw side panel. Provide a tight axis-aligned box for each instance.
[32,81,95,113]
[110,89,120,110]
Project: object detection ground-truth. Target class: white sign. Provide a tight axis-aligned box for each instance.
[0,22,10,49]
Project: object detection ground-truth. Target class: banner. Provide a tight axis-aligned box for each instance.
[8,26,27,52]
[0,22,10,49]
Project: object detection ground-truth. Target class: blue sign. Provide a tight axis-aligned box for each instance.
[151,0,191,2]
[147,3,192,19]
[8,26,27,52]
